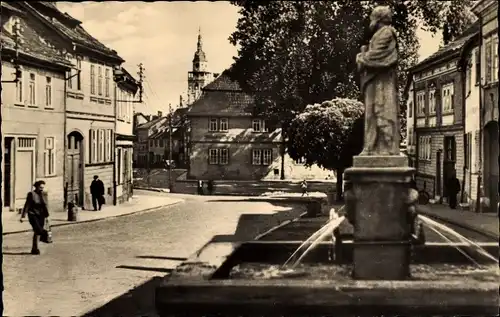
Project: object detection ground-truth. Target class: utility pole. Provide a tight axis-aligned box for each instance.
[137,63,144,103]
[168,103,173,192]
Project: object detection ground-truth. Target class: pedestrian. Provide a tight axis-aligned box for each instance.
[90,175,105,211]
[446,171,461,209]
[301,180,308,196]
[197,180,204,195]
[20,180,50,255]
[207,180,214,195]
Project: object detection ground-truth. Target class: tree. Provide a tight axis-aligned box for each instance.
[287,98,364,201]
[229,0,477,135]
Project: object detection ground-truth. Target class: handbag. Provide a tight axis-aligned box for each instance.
[99,195,106,205]
[40,218,53,244]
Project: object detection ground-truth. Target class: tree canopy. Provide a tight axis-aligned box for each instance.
[287,98,364,199]
[229,0,477,131]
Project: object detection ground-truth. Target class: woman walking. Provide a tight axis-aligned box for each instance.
[20,180,50,255]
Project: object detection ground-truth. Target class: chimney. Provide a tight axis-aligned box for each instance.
[158,111,163,117]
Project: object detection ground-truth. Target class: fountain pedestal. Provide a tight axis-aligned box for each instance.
[345,155,415,280]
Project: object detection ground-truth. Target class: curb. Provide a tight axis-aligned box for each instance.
[2,199,183,236]
[254,211,309,241]
[417,208,498,241]
[134,187,170,193]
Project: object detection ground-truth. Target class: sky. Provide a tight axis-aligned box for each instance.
[58,1,442,116]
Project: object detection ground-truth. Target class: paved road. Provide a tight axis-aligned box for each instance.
[2,192,306,316]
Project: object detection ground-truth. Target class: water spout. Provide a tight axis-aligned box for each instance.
[283,206,346,267]
[418,215,498,264]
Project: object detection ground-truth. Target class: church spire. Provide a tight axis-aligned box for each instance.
[197,27,203,51]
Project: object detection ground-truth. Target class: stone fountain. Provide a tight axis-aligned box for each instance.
[155,7,498,317]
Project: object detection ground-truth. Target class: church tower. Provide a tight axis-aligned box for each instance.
[187,28,213,105]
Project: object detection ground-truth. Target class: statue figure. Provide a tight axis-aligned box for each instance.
[356,6,400,156]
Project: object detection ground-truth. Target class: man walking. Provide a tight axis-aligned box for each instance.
[90,175,105,211]
[446,171,461,209]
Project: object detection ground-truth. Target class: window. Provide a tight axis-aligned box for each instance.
[159,139,164,147]
[90,64,96,95]
[209,118,218,131]
[441,83,454,113]
[105,129,112,162]
[98,66,103,96]
[466,57,472,94]
[416,91,425,116]
[475,49,480,86]
[28,73,36,106]
[76,58,82,90]
[408,130,413,145]
[105,68,110,97]
[428,89,436,114]
[219,118,228,131]
[44,137,56,176]
[492,37,499,83]
[252,149,273,165]
[208,118,228,132]
[16,71,23,104]
[252,149,262,165]
[149,140,154,147]
[252,119,269,132]
[117,148,122,184]
[98,129,105,162]
[419,136,431,160]
[252,119,261,132]
[262,149,272,165]
[408,101,413,118]
[486,41,492,83]
[208,148,229,165]
[45,77,53,108]
[89,129,98,163]
[209,149,218,164]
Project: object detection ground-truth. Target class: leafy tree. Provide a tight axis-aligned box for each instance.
[229,0,477,134]
[287,98,364,200]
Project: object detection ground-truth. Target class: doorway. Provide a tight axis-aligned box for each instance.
[66,131,84,206]
[3,137,14,207]
[483,121,499,213]
[443,136,456,199]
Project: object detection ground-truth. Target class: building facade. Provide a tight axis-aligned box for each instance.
[148,107,190,168]
[404,76,416,167]
[1,3,71,212]
[187,29,215,106]
[22,2,129,210]
[409,24,479,201]
[187,69,331,181]
[472,0,499,213]
[115,67,140,203]
[133,114,167,168]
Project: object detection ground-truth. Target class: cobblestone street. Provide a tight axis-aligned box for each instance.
[2,191,305,316]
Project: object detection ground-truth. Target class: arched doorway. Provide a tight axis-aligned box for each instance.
[483,121,499,213]
[66,131,84,207]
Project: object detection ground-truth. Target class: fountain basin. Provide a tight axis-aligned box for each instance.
[155,240,499,316]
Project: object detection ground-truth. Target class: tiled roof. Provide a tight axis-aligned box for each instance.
[137,116,166,129]
[412,21,480,71]
[1,13,72,68]
[203,69,243,92]
[26,2,123,62]
[188,69,254,116]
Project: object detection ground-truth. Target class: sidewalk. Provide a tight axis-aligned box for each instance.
[2,193,184,235]
[417,203,499,240]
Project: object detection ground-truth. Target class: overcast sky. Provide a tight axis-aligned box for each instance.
[58,1,442,115]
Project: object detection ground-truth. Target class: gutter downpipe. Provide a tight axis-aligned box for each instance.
[476,15,483,213]
[113,80,118,206]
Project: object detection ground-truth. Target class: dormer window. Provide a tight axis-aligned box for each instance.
[3,16,21,34]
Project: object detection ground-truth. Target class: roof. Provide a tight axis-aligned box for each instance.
[1,11,72,69]
[136,116,166,130]
[410,22,480,73]
[25,2,123,62]
[188,69,254,116]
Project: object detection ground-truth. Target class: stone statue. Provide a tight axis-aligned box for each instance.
[356,6,400,156]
